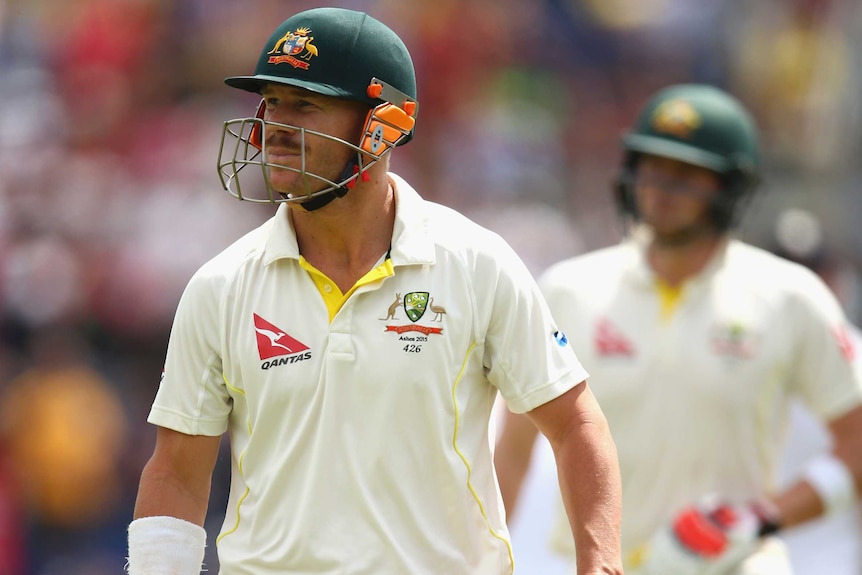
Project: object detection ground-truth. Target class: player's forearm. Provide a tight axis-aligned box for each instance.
[134,459,212,526]
[129,437,215,575]
[770,450,862,529]
[494,412,540,520]
[554,417,623,575]
[771,404,862,529]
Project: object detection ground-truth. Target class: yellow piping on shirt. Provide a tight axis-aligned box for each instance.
[756,364,786,493]
[451,341,515,573]
[216,373,251,545]
[624,542,649,571]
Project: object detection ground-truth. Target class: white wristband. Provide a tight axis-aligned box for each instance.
[802,453,857,516]
[128,516,207,575]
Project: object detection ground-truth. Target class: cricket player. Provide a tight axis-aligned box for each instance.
[126,7,623,575]
[495,84,862,575]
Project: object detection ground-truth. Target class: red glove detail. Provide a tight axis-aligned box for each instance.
[673,506,731,557]
[638,497,782,575]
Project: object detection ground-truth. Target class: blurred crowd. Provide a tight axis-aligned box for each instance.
[0,0,860,573]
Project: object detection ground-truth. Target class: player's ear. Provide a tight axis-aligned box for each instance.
[613,154,639,220]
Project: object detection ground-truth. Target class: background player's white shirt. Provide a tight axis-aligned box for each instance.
[537,237,862,570]
[500,399,862,575]
[147,173,588,575]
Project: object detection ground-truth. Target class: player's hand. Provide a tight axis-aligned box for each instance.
[637,497,780,575]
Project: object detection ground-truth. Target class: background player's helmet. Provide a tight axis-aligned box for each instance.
[615,84,761,230]
[217,7,418,206]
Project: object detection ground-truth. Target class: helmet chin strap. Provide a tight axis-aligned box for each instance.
[295,155,360,212]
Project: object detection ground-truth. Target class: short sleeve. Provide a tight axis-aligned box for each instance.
[789,271,862,420]
[479,239,589,414]
[147,269,233,436]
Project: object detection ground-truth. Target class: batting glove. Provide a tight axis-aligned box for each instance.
[638,497,781,575]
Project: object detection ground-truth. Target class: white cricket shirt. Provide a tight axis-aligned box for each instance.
[148,173,588,575]
[539,236,862,564]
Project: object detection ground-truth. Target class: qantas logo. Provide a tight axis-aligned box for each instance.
[594,318,634,357]
[834,325,856,362]
[253,313,311,369]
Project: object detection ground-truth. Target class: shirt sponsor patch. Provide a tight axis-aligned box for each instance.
[594,317,634,357]
[253,313,310,360]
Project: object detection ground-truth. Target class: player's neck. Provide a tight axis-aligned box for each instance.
[291,175,395,291]
[647,231,725,287]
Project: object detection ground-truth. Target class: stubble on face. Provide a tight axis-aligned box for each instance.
[260,89,370,199]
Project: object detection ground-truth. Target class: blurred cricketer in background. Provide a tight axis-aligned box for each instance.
[495,84,862,575]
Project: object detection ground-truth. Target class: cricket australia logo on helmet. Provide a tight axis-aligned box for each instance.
[651,99,701,139]
[266,26,319,69]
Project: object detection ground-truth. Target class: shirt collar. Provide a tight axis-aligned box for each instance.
[387,172,437,266]
[262,172,437,267]
[622,228,733,290]
[262,202,300,266]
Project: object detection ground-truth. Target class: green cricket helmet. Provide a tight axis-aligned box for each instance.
[615,84,761,230]
[217,7,418,208]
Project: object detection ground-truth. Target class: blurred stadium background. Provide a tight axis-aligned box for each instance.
[0,0,860,573]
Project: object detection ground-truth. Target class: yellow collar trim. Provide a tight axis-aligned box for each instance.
[299,256,395,322]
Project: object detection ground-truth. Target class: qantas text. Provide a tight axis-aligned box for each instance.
[261,351,312,370]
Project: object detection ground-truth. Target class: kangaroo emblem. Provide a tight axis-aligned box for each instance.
[254,326,294,352]
[267,27,318,60]
[381,293,402,320]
